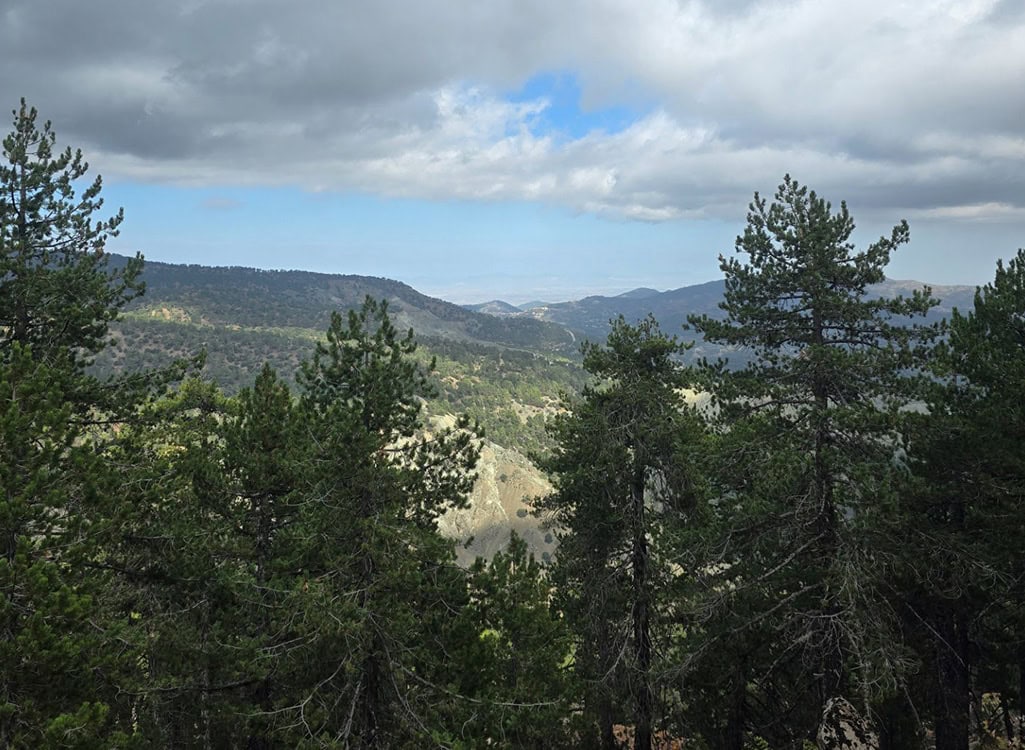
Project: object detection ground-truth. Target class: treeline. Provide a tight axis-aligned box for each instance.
[3,101,1024,750]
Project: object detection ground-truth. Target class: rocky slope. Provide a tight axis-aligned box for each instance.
[438,441,556,566]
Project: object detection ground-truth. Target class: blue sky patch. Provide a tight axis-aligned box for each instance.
[507,71,645,140]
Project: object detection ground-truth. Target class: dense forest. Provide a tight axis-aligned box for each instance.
[3,101,1024,750]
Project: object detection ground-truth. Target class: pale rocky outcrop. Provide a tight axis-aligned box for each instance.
[437,440,555,566]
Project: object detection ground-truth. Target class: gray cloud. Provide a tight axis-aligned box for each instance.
[2,0,1023,223]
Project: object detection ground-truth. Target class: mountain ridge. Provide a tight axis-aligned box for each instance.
[111,254,580,353]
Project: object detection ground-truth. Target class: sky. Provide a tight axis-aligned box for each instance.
[2,0,1023,304]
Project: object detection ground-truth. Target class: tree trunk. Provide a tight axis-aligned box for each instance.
[357,545,381,749]
[246,495,274,750]
[599,695,616,750]
[875,692,924,750]
[724,663,747,750]
[359,648,381,748]
[631,465,653,750]
[355,481,382,749]
[811,313,844,707]
[1001,693,1014,743]
[933,607,970,750]
[591,607,617,750]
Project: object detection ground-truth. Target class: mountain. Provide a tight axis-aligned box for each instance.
[524,278,977,344]
[105,254,979,394]
[615,287,662,299]
[514,302,545,313]
[94,255,980,561]
[93,255,592,562]
[113,255,579,352]
[97,257,590,436]
[461,300,523,316]
[522,279,728,344]
[868,279,977,320]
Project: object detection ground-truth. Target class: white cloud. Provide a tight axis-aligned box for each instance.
[1,0,1022,223]
[907,202,1025,221]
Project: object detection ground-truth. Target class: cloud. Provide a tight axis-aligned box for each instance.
[1,0,1023,223]
[907,201,1025,221]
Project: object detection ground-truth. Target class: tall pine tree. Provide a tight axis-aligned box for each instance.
[904,249,1025,750]
[689,175,939,745]
[536,315,705,750]
[0,100,165,748]
[285,297,480,748]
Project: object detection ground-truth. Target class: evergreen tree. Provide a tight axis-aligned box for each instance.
[213,364,308,748]
[0,100,164,748]
[0,100,141,387]
[0,346,127,748]
[904,249,1025,750]
[688,175,939,744]
[536,315,705,750]
[283,297,479,748]
[98,378,234,747]
[108,368,314,748]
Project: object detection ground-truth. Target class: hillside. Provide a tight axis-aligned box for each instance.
[461,300,523,315]
[110,255,580,351]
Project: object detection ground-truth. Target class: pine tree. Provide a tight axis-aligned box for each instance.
[688,175,939,743]
[283,297,479,748]
[443,532,576,748]
[213,364,308,747]
[96,378,231,746]
[108,368,312,747]
[904,249,1025,750]
[536,315,705,750]
[0,346,124,748]
[0,100,140,380]
[0,100,157,748]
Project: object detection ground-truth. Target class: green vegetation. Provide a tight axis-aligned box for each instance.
[90,300,587,458]
[5,103,1025,750]
[0,99,192,748]
[423,337,588,455]
[536,315,706,749]
[683,175,941,746]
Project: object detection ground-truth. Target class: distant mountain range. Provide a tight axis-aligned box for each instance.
[117,253,978,371]
[461,279,976,349]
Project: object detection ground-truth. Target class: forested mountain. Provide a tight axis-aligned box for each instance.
[110,254,579,350]
[94,255,590,448]
[89,254,980,566]
[105,253,977,383]
[461,299,523,315]
[91,256,590,564]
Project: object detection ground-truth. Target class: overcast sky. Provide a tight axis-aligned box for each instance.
[2,0,1023,303]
